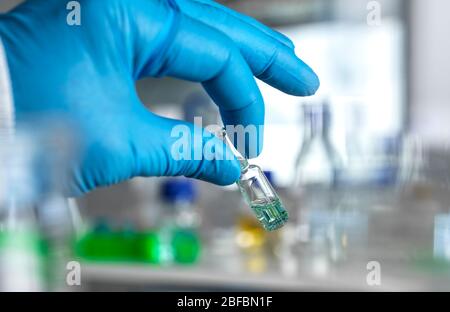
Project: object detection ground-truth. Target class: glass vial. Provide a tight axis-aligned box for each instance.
[216,128,288,231]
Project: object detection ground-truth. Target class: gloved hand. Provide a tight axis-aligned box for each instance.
[0,0,319,196]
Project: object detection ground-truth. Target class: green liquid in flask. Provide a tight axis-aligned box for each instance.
[216,128,289,231]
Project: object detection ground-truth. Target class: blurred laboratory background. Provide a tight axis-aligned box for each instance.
[1,0,450,291]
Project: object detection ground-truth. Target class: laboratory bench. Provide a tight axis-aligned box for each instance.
[77,150,450,292]
[79,183,450,292]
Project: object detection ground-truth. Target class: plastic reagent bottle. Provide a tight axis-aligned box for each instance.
[216,128,288,231]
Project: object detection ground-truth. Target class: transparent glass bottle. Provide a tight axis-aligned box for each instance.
[0,128,75,291]
[216,128,288,232]
[0,133,44,291]
[293,103,342,188]
[291,102,343,264]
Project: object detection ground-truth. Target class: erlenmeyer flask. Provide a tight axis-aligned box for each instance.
[293,102,342,189]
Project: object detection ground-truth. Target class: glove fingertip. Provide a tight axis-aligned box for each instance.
[215,158,241,185]
[195,156,241,186]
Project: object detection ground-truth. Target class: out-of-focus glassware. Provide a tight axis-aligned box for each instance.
[291,101,356,276]
[76,179,202,266]
[0,127,75,291]
[398,134,428,189]
[0,136,43,291]
[291,101,342,243]
[215,128,288,231]
[342,102,370,185]
[159,179,201,265]
[293,102,342,189]
[434,214,450,262]
[75,218,160,264]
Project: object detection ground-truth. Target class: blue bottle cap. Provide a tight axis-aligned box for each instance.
[160,178,198,204]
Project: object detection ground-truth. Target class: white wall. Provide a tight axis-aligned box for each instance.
[410,0,450,146]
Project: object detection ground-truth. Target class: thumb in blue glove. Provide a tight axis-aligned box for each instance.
[0,0,319,196]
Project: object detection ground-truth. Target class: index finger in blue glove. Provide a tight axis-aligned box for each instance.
[144,14,265,157]
[176,0,320,96]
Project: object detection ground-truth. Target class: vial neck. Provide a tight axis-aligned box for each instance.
[218,128,250,173]
[239,158,250,173]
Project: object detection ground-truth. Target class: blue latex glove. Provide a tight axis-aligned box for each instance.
[0,0,319,196]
